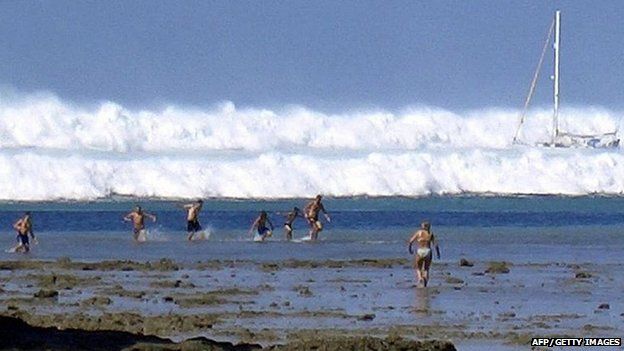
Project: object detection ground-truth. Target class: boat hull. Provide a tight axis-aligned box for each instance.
[539,133,620,148]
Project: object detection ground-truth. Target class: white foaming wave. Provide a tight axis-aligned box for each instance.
[0,92,621,152]
[1,91,624,200]
[1,148,624,200]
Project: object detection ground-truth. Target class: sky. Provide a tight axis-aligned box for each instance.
[0,0,623,111]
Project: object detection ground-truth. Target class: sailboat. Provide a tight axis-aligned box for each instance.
[512,10,619,148]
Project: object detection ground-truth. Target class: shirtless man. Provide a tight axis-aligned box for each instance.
[408,221,440,287]
[249,211,274,242]
[281,207,303,240]
[184,199,203,240]
[12,212,37,253]
[123,206,157,241]
[304,195,331,240]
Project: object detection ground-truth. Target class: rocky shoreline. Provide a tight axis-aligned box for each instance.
[0,315,456,351]
[0,258,621,350]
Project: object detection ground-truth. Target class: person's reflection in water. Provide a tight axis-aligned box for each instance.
[412,287,431,317]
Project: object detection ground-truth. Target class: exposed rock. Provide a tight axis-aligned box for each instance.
[150,279,195,289]
[0,315,259,351]
[34,273,101,290]
[357,313,376,321]
[295,285,313,297]
[485,262,510,274]
[459,258,474,267]
[149,258,180,271]
[445,277,464,285]
[269,335,456,351]
[0,316,456,351]
[34,289,58,299]
[80,296,112,307]
[57,256,72,267]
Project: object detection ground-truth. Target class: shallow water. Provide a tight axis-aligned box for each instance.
[1,196,623,264]
[1,196,624,349]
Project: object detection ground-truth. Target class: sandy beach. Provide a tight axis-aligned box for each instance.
[1,257,621,350]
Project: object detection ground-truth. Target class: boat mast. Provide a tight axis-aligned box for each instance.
[552,10,561,143]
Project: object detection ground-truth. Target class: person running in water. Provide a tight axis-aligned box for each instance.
[304,195,331,240]
[123,205,157,241]
[249,211,274,242]
[12,212,37,253]
[184,199,203,240]
[281,206,304,240]
[408,221,441,287]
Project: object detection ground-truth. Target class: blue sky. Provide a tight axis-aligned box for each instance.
[0,1,623,111]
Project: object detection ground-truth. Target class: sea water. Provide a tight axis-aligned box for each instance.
[1,196,623,264]
[1,93,623,264]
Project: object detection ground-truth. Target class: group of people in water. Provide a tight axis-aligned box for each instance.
[8,195,331,252]
[248,195,331,241]
[121,194,331,243]
[8,194,441,287]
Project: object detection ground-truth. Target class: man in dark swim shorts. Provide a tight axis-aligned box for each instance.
[184,199,204,240]
[12,212,36,253]
[249,211,274,242]
[282,207,303,240]
[304,195,331,240]
[15,229,29,253]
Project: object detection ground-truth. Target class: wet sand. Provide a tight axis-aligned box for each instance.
[0,257,622,350]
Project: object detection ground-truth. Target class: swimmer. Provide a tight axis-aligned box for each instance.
[304,195,331,240]
[249,211,274,242]
[280,206,304,240]
[183,199,204,240]
[12,212,37,253]
[408,221,441,287]
[123,205,157,241]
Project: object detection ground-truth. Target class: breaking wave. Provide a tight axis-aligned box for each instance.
[0,91,623,200]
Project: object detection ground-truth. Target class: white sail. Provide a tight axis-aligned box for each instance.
[514,10,619,148]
